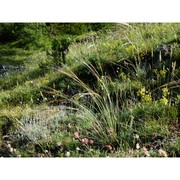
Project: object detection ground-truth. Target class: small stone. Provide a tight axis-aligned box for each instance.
[9,147,14,153]
[144,151,150,157]
[13,148,17,153]
[65,151,70,157]
[136,143,140,150]
[143,147,150,157]
[76,147,80,151]
[128,149,134,156]
[158,149,167,157]
[7,144,11,149]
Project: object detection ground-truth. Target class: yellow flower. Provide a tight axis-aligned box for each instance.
[162,87,170,97]
[138,87,146,97]
[160,69,167,78]
[125,45,136,54]
[160,97,168,105]
[144,94,152,102]
[138,87,152,102]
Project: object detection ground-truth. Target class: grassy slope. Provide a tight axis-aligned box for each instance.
[0,23,179,157]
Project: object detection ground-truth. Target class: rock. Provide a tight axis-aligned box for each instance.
[0,64,24,77]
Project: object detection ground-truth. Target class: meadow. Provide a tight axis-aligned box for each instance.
[0,23,179,157]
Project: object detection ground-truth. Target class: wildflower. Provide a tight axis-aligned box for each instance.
[65,151,71,157]
[81,138,89,145]
[138,87,146,97]
[162,87,170,97]
[144,94,152,102]
[73,132,79,139]
[160,69,167,78]
[160,97,168,105]
[89,140,94,145]
[158,149,167,157]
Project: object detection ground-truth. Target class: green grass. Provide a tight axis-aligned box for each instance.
[0,23,179,157]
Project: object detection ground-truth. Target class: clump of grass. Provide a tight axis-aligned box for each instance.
[56,61,140,151]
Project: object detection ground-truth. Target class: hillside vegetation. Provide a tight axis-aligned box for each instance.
[0,23,179,157]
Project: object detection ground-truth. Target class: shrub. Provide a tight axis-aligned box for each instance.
[50,35,73,65]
